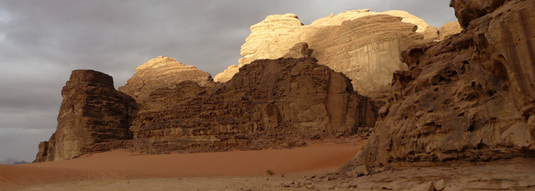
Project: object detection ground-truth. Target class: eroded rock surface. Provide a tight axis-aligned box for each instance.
[450,0,509,28]
[131,57,378,153]
[343,0,535,173]
[213,65,239,83]
[35,70,138,162]
[36,57,378,161]
[217,9,435,99]
[438,21,463,40]
[119,56,214,103]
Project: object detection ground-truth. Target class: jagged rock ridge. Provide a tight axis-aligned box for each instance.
[36,57,378,161]
[131,57,378,153]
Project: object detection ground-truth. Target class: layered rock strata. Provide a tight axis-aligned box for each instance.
[119,56,214,104]
[35,70,138,162]
[131,57,378,153]
[36,57,378,161]
[343,0,535,173]
[216,9,438,99]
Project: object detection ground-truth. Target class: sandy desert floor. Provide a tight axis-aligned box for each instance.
[0,139,365,190]
[3,138,535,191]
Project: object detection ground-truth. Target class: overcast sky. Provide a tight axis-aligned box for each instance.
[0,0,457,163]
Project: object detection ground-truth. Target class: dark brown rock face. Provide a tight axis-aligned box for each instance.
[34,70,138,162]
[35,58,377,161]
[131,57,378,153]
[450,0,508,28]
[343,0,535,173]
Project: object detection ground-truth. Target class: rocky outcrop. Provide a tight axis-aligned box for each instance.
[131,57,378,153]
[216,9,435,99]
[213,65,239,83]
[119,56,214,103]
[34,70,138,162]
[450,0,509,28]
[343,0,535,173]
[438,21,463,40]
[36,57,378,161]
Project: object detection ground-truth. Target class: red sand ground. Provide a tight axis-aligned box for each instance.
[0,140,365,188]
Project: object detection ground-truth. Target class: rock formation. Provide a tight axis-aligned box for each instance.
[36,57,378,161]
[35,70,138,162]
[215,9,438,100]
[438,21,463,40]
[213,65,239,83]
[449,0,510,28]
[343,0,535,173]
[131,57,378,153]
[119,56,214,103]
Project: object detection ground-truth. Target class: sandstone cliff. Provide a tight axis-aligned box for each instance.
[119,56,214,104]
[343,0,535,173]
[131,57,378,153]
[215,9,441,99]
[36,57,378,161]
[35,70,138,162]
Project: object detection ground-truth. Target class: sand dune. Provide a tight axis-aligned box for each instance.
[0,140,364,189]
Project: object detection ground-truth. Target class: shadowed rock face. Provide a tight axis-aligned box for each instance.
[450,0,508,28]
[131,57,378,153]
[36,57,378,161]
[35,70,138,162]
[343,0,535,173]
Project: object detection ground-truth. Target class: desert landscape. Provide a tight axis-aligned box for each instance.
[1,140,366,190]
[2,0,535,190]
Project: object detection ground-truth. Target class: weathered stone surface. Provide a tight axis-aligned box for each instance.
[308,15,424,100]
[119,56,214,103]
[438,21,463,40]
[303,158,535,190]
[130,57,378,153]
[217,9,435,99]
[213,65,239,83]
[450,0,509,28]
[343,0,535,173]
[35,70,138,162]
[34,136,54,162]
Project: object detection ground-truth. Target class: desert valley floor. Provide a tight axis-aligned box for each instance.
[2,140,365,190]
[3,138,535,190]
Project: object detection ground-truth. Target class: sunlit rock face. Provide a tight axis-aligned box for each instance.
[119,56,215,104]
[216,9,443,100]
[438,21,463,40]
[343,0,535,173]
